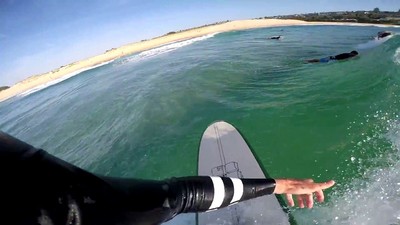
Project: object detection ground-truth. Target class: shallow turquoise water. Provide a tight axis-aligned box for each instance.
[1,25,400,224]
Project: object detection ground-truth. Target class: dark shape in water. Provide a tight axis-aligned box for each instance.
[268,35,281,40]
[306,50,359,63]
[377,31,393,39]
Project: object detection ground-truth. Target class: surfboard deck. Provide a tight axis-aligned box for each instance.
[197,121,291,225]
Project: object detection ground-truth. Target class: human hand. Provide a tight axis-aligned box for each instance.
[273,179,335,208]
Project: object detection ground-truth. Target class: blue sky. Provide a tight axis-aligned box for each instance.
[1,0,398,86]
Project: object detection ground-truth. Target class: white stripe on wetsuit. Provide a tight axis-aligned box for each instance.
[230,177,244,203]
[209,177,225,209]
[208,176,245,209]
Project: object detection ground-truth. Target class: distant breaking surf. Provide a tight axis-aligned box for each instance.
[17,60,114,98]
[117,33,219,65]
[356,33,396,50]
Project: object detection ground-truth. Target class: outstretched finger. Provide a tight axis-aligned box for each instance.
[285,194,294,207]
[315,180,335,191]
[297,195,305,208]
[315,189,325,202]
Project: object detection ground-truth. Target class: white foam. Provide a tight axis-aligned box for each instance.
[298,117,400,225]
[325,161,400,225]
[394,47,400,65]
[356,34,394,50]
[118,33,219,65]
[17,60,114,98]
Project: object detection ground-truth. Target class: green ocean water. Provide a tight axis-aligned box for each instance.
[1,25,400,224]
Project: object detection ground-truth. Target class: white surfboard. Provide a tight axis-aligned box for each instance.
[197,121,292,225]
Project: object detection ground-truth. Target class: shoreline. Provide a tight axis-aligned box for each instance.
[1,19,399,102]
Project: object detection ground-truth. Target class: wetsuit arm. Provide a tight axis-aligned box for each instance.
[0,132,277,225]
[166,176,276,213]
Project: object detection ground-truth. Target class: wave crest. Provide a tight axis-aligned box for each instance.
[17,60,114,98]
[117,33,219,65]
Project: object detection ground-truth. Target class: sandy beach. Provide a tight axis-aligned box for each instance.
[0,18,398,102]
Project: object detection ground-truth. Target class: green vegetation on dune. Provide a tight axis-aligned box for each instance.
[161,20,231,37]
[263,9,400,25]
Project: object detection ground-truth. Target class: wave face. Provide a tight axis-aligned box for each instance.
[1,25,400,225]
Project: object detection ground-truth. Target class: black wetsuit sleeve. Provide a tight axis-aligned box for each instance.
[0,132,179,225]
[166,176,276,213]
[0,132,277,225]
